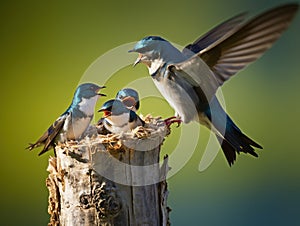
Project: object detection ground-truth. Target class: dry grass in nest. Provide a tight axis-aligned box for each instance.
[57,114,169,154]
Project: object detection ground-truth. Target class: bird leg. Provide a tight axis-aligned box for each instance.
[164,116,182,128]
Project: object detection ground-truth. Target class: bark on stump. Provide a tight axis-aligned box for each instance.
[46,116,171,226]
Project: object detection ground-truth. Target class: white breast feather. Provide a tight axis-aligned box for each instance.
[78,96,98,116]
[153,75,197,123]
[148,58,164,75]
[63,115,92,140]
[104,113,131,133]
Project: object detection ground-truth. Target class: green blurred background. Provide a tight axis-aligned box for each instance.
[1,0,299,225]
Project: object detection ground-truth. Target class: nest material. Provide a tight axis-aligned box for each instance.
[57,114,169,153]
[48,114,171,225]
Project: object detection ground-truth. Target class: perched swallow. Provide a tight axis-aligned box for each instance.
[27,83,106,155]
[129,3,299,165]
[116,88,140,111]
[98,99,144,134]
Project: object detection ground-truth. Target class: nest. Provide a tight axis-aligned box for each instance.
[57,114,169,154]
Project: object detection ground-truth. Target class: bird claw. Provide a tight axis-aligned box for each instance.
[164,116,182,128]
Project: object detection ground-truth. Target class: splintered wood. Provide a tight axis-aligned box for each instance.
[46,115,171,226]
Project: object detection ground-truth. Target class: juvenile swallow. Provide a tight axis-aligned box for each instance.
[27,83,106,155]
[129,4,299,165]
[116,88,140,111]
[98,99,144,134]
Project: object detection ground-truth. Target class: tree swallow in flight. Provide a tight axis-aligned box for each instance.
[129,3,299,165]
[27,83,106,155]
[116,88,140,111]
[98,99,144,134]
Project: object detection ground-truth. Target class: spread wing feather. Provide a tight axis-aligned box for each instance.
[197,4,299,85]
[183,4,298,86]
[27,112,69,155]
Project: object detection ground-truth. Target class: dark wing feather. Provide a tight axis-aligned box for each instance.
[182,12,248,57]
[168,64,208,108]
[27,113,68,155]
[129,110,145,127]
[169,55,220,103]
[198,3,299,85]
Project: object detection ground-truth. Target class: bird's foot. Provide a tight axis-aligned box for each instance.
[164,116,182,128]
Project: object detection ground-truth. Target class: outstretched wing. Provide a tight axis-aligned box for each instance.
[197,4,298,85]
[158,58,217,123]
[168,55,220,104]
[27,112,69,155]
[182,12,247,57]
[166,4,298,106]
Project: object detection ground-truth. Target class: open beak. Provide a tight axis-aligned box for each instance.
[122,96,136,108]
[133,54,142,67]
[97,86,106,97]
[98,109,111,117]
[128,48,142,67]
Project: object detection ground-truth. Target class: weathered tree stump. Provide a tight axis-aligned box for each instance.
[46,116,171,226]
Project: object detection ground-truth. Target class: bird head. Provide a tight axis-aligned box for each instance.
[98,99,128,117]
[75,83,106,99]
[128,36,168,66]
[129,36,185,71]
[116,88,140,111]
[71,83,106,111]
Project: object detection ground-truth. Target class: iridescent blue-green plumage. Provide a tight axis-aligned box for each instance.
[204,97,262,165]
[98,99,144,134]
[116,88,140,111]
[130,3,298,165]
[27,83,105,155]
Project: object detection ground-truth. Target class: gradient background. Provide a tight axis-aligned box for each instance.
[1,0,299,225]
